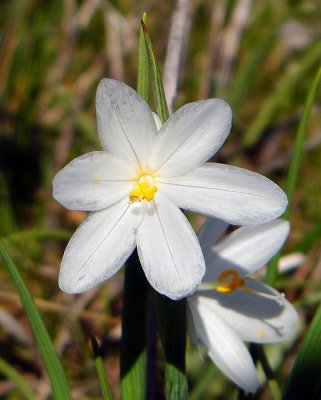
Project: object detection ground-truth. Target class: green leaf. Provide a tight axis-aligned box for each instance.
[90,336,113,400]
[141,19,169,123]
[137,13,149,101]
[243,42,321,147]
[0,358,36,400]
[282,302,321,400]
[0,240,72,400]
[229,12,287,111]
[265,67,321,285]
[190,364,219,400]
[284,67,321,219]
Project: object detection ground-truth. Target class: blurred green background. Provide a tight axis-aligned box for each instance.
[0,0,321,398]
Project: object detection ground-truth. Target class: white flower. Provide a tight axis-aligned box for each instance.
[187,219,298,392]
[53,78,287,299]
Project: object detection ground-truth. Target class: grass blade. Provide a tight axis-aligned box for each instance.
[0,358,36,400]
[0,240,72,400]
[265,67,321,285]
[137,13,149,102]
[243,42,321,147]
[90,337,112,400]
[284,67,321,219]
[282,302,321,400]
[141,19,169,122]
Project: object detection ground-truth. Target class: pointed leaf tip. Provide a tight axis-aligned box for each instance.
[141,19,148,33]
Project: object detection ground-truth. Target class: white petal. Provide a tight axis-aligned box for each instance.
[152,112,162,130]
[197,217,229,264]
[159,163,288,225]
[53,152,135,211]
[278,252,306,273]
[150,99,232,177]
[197,279,298,343]
[136,193,205,300]
[188,295,259,392]
[204,219,290,281]
[96,79,157,169]
[59,200,139,293]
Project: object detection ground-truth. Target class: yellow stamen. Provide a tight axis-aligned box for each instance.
[198,268,285,306]
[215,269,245,293]
[129,174,158,203]
[94,177,101,184]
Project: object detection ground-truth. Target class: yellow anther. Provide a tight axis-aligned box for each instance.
[129,174,158,203]
[198,267,285,306]
[215,269,245,293]
[94,177,101,184]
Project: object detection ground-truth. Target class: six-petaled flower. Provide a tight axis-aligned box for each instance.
[53,79,287,299]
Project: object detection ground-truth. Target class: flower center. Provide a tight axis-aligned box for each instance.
[129,174,158,203]
[198,268,284,305]
[215,269,245,293]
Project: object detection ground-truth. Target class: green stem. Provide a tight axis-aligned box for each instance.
[157,295,188,399]
[142,19,188,397]
[120,250,149,399]
[253,345,281,400]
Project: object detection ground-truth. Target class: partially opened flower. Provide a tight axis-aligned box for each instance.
[187,219,298,392]
[53,78,287,299]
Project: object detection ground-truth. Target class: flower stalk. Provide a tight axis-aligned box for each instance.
[120,251,149,399]
[142,21,189,397]
[120,18,150,399]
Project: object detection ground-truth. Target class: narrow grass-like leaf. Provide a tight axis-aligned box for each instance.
[243,42,321,147]
[0,358,36,400]
[141,19,169,122]
[284,67,321,218]
[229,14,286,111]
[137,13,149,102]
[265,67,321,285]
[90,336,112,400]
[0,240,72,400]
[190,365,219,400]
[282,302,321,400]
[120,251,148,400]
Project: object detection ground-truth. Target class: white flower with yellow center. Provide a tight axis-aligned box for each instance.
[53,78,287,299]
[187,219,298,392]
